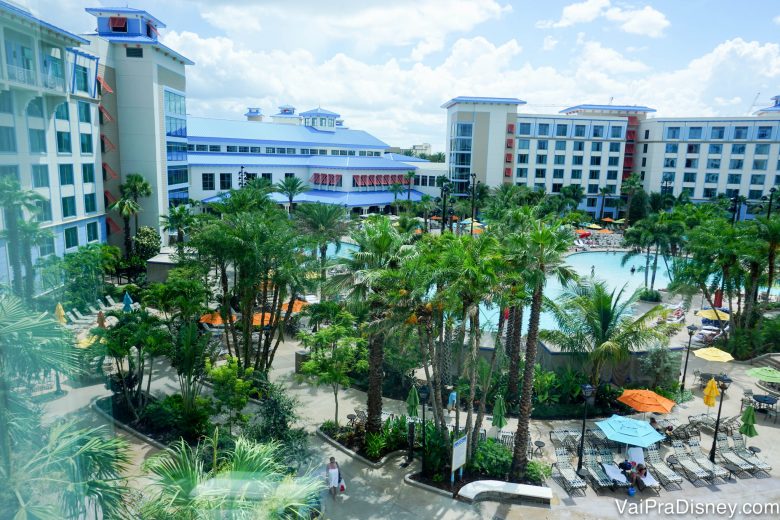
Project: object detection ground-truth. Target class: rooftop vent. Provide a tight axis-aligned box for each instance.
[244,107,263,122]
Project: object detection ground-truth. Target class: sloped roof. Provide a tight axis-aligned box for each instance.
[300,107,341,117]
[560,104,656,114]
[0,1,88,44]
[441,96,526,109]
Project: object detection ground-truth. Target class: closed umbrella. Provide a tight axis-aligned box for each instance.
[739,406,758,438]
[617,389,676,414]
[406,386,420,417]
[595,414,664,448]
[492,394,508,430]
[693,347,734,363]
[122,291,133,312]
[703,378,720,408]
[746,366,780,384]
[54,303,66,325]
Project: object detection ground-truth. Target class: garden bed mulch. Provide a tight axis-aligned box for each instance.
[95,394,176,446]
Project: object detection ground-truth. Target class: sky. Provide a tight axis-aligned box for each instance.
[19,0,780,152]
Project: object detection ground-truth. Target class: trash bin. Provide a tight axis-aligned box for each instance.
[295,350,311,374]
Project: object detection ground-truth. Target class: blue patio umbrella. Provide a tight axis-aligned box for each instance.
[595,414,664,448]
[122,291,133,312]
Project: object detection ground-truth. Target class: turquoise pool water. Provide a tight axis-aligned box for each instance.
[325,242,359,259]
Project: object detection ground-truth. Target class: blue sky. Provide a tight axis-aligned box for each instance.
[22,0,780,151]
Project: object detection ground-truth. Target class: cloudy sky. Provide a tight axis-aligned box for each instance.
[21,0,780,151]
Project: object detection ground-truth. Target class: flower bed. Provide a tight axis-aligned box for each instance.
[320,415,411,462]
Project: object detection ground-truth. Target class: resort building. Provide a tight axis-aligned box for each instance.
[442,96,780,217]
[187,106,427,216]
[0,1,103,288]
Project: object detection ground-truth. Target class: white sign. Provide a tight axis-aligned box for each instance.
[452,435,468,471]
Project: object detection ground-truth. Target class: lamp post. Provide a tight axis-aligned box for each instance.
[238,165,247,188]
[418,385,430,475]
[469,172,479,236]
[729,196,740,225]
[680,324,698,396]
[709,378,731,463]
[440,181,451,233]
[762,187,777,219]
[576,384,595,475]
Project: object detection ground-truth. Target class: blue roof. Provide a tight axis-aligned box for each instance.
[87,33,193,65]
[188,153,415,171]
[272,113,301,118]
[203,189,424,207]
[383,152,429,163]
[441,96,526,109]
[0,1,88,44]
[560,104,656,114]
[299,107,341,117]
[85,6,165,28]
[187,117,389,149]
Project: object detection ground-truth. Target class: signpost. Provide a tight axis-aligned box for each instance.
[451,434,468,490]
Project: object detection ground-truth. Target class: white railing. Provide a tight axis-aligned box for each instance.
[6,63,36,85]
[41,74,65,91]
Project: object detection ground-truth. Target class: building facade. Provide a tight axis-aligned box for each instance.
[0,1,103,289]
[442,96,780,217]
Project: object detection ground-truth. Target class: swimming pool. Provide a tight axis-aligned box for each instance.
[324,242,359,259]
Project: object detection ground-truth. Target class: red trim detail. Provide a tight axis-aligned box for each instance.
[506,138,514,149]
[100,134,116,152]
[102,162,118,180]
[104,190,117,204]
[109,16,127,29]
[147,21,159,36]
[107,217,122,233]
[504,167,511,177]
[367,175,375,186]
[312,173,321,184]
[505,153,512,163]
[98,105,114,122]
[507,123,515,134]
[335,174,342,186]
[96,76,114,94]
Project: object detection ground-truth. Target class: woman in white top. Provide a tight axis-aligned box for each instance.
[326,457,340,498]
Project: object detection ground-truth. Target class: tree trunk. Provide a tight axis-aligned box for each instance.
[3,208,23,298]
[506,305,524,409]
[766,248,777,303]
[319,244,328,301]
[471,308,505,456]
[643,246,651,288]
[650,244,660,291]
[510,284,543,482]
[122,216,132,259]
[464,306,479,458]
[333,384,339,426]
[366,332,384,434]
[21,237,35,306]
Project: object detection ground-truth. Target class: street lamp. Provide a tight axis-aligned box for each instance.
[680,324,698,396]
[418,385,430,475]
[576,383,595,475]
[709,378,732,463]
[762,187,777,219]
[440,181,451,233]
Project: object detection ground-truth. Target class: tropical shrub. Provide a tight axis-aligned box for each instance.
[365,432,387,459]
[467,439,512,478]
[133,225,162,260]
[638,288,662,302]
[422,421,450,477]
[639,345,681,389]
[381,415,409,451]
[532,364,559,405]
[142,394,213,443]
[526,460,552,485]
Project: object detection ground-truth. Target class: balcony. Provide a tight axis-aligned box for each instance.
[6,63,36,85]
[41,73,65,92]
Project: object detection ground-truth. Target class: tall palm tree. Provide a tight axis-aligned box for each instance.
[17,219,52,305]
[509,218,574,482]
[597,187,612,220]
[541,281,672,389]
[0,178,42,298]
[274,176,309,215]
[559,184,585,214]
[388,182,404,214]
[295,203,351,298]
[417,194,436,232]
[110,196,141,258]
[405,170,416,201]
[756,216,780,302]
[160,204,195,247]
[620,174,643,225]
[121,173,152,233]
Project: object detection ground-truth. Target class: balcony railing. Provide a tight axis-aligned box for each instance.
[6,63,36,85]
[41,73,65,91]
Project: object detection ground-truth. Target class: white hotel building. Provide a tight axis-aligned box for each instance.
[443,96,780,218]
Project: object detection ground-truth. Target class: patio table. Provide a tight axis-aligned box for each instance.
[753,395,777,410]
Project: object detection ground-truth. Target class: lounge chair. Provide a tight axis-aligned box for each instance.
[645,446,683,489]
[731,433,772,472]
[498,431,514,449]
[670,440,711,482]
[597,448,634,486]
[552,448,587,496]
[685,439,729,479]
[66,311,91,324]
[688,414,716,431]
[582,447,627,493]
[719,416,742,435]
[106,295,118,307]
[714,433,755,474]
[626,447,661,494]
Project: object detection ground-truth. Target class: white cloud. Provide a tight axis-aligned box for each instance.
[578,41,649,74]
[774,15,780,25]
[714,96,742,106]
[537,0,669,37]
[542,36,559,51]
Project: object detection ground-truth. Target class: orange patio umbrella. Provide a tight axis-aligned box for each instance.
[199,311,235,325]
[471,227,484,235]
[431,216,442,221]
[285,299,309,313]
[601,217,615,223]
[617,389,676,414]
[598,228,614,234]
[252,312,283,326]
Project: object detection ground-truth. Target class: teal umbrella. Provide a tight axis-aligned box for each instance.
[122,291,133,312]
[492,394,507,429]
[406,386,420,417]
[739,406,758,438]
[746,366,780,384]
[596,414,664,448]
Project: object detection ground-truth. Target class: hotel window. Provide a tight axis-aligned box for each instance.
[187,144,195,151]
[56,131,71,153]
[731,144,746,154]
[609,142,620,153]
[64,227,78,249]
[517,154,528,164]
[644,129,650,139]
[572,156,583,165]
[589,170,600,180]
[573,141,584,152]
[686,144,699,154]
[195,145,208,151]
[554,155,565,165]
[55,103,69,120]
[663,158,676,168]
[167,166,188,185]
[553,169,564,179]
[757,126,772,139]
[751,174,766,185]
[59,164,74,185]
[552,183,562,193]
[708,144,722,154]
[684,158,698,168]
[555,141,566,151]
[534,168,546,178]
[226,146,237,152]
[87,222,99,242]
[641,158,646,167]
[610,126,622,138]
[710,126,725,139]
[339,150,349,156]
[681,187,694,197]
[39,236,54,256]
[688,127,702,139]
[167,142,188,161]
[592,125,604,138]
[607,156,619,166]
[261,173,272,181]
[590,156,601,166]
[84,193,96,213]
[775,175,780,185]
[749,189,763,200]
[666,127,680,139]
[35,200,52,222]
[0,126,16,153]
[250,147,261,153]
[537,123,550,136]
[665,143,678,153]
[28,129,46,153]
[165,116,186,137]
[586,198,597,207]
[518,139,530,150]
[220,173,232,190]
[574,125,586,137]
[684,172,697,183]
[755,144,770,155]
[703,188,717,198]
[591,142,602,152]
[78,102,91,123]
[80,133,93,154]
[202,173,215,191]
[704,173,719,184]
[74,65,89,92]
[733,126,748,139]
[727,174,741,184]
[534,182,545,191]
[62,195,76,218]
[729,159,743,169]
[587,184,599,194]
[82,164,95,183]
[536,154,547,164]
[518,122,531,135]
[285,173,295,178]
[238,146,249,153]
[663,172,675,182]
[32,165,49,187]
[607,170,618,180]
[753,159,768,170]
[555,124,567,137]
[265,147,275,153]
[642,143,648,152]
[571,169,582,179]
[537,140,548,150]
[706,159,720,169]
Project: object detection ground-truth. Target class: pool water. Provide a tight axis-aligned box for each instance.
[325,242,359,259]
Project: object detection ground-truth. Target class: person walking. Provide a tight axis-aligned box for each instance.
[326,457,341,499]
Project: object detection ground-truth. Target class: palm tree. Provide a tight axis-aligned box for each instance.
[295,203,351,298]
[559,184,585,214]
[160,204,195,247]
[110,196,141,258]
[417,194,436,232]
[541,281,672,389]
[121,173,152,234]
[17,219,52,305]
[388,182,404,214]
[620,174,643,225]
[509,218,574,482]
[274,176,309,215]
[597,187,612,220]
[140,436,322,518]
[405,170,416,201]
[0,178,42,298]
[756,216,780,302]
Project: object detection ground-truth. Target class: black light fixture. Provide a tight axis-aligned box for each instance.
[576,383,595,475]
[418,385,430,475]
[764,187,777,219]
[680,324,698,396]
[439,181,451,233]
[709,378,731,462]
